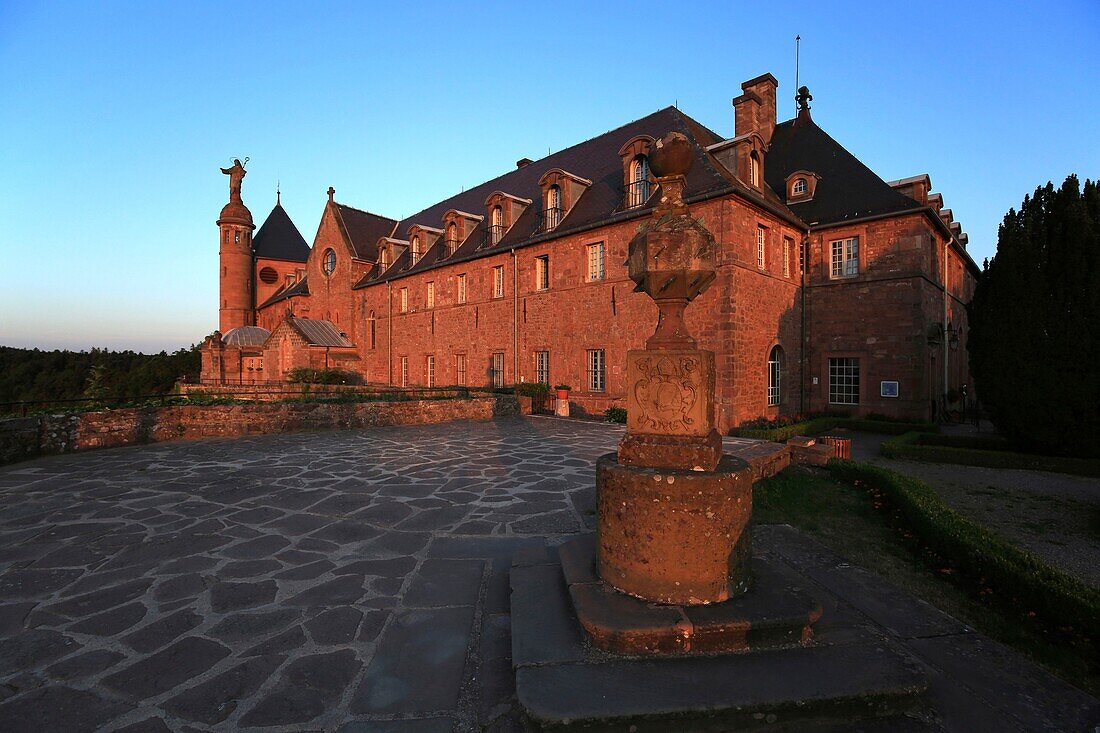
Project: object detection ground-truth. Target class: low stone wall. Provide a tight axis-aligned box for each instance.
[0,396,518,465]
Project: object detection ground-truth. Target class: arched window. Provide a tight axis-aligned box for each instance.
[749,153,761,187]
[793,178,807,195]
[411,235,422,264]
[322,248,337,276]
[379,247,390,270]
[490,205,504,244]
[446,222,459,256]
[767,346,784,406]
[545,185,562,230]
[628,155,651,208]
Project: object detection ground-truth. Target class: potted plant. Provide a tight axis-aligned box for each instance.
[554,383,572,400]
[516,382,550,414]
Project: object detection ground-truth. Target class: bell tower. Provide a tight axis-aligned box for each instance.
[217,158,256,332]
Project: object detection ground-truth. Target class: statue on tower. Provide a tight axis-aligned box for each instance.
[220,158,248,204]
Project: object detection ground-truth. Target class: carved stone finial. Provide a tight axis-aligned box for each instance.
[796,86,813,111]
[327,186,335,203]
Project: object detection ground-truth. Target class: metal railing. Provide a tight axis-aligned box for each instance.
[539,207,563,233]
[624,180,652,209]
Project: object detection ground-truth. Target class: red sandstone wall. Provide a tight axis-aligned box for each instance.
[0,396,519,465]
[255,257,306,308]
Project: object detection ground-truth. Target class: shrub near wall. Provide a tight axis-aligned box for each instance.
[882,432,1100,478]
[734,417,938,442]
[828,460,1100,659]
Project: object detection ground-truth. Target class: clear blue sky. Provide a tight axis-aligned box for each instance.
[1,1,1096,353]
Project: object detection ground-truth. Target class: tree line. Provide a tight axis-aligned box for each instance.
[0,345,201,406]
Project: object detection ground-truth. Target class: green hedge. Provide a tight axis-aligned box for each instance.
[827,460,1099,656]
[882,432,1100,478]
[735,417,938,442]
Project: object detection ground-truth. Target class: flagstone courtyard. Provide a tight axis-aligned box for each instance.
[0,416,1095,732]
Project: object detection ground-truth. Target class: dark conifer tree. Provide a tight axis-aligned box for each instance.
[968,175,1099,456]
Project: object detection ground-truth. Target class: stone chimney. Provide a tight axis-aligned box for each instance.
[733,73,778,144]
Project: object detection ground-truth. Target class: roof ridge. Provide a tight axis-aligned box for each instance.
[334,201,398,222]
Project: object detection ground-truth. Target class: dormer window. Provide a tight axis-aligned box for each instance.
[627,155,652,208]
[410,235,422,264]
[784,170,820,201]
[445,223,459,256]
[545,185,562,231]
[537,169,591,233]
[490,206,504,244]
[749,152,761,187]
[379,247,390,270]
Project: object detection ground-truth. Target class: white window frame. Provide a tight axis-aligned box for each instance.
[426,355,435,387]
[587,349,606,392]
[535,255,550,291]
[492,265,505,298]
[411,235,422,264]
[535,350,550,384]
[490,206,504,244]
[756,226,766,269]
[491,352,505,388]
[793,177,807,195]
[628,155,651,208]
[399,287,408,313]
[767,346,782,406]
[455,353,467,386]
[426,281,435,308]
[830,237,859,278]
[445,223,458,256]
[400,356,409,388]
[828,357,860,405]
[457,273,467,303]
[783,237,791,277]
[587,242,605,282]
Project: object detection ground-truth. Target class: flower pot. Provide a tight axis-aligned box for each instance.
[556,389,570,400]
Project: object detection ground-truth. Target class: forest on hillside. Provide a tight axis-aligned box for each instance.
[0,345,201,407]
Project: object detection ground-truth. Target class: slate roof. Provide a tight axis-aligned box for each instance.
[257,276,309,310]
[765,112,925,227]
[354,107,802,288]
[286,317,353,347]
[333,204,398,261]
[252,203,310,262]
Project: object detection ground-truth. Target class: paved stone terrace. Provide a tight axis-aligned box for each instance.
[0,417,1095,732]
[0,417,627,732]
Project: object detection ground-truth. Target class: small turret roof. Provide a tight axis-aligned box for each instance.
[252,203,310,262]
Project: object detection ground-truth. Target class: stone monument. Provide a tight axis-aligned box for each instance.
[510,132,928,730]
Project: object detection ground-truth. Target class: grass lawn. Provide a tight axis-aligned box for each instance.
[754,466,1098,696]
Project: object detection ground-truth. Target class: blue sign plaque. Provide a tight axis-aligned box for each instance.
[880,381,899,398]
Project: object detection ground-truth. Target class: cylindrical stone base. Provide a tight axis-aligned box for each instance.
[596,453,753,605]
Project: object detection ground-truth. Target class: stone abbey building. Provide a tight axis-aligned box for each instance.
[200,73,979,431]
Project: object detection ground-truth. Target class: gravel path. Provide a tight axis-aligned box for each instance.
[845,431,1100,588]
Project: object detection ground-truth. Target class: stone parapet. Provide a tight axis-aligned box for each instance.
[0,396,518,466]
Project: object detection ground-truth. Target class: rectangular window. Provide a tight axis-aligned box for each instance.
[426,281,435,308]
[587,242,605,281]
[587,349,606,392]
[535,350,550,384]
[768,353,781,406]
[828,357,860,405]
[455,353,467,386]
[457,273,467,303]
[756,226,766,269]
[491,352,505,388]
[783,237,792,277]
[426,355,435,387]
[830,237,859,278]
[399,287,408,313]
[400,356,409,387]
[492,265,505,298]
[535,255,550,290]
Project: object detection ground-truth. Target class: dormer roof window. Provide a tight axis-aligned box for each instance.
[618,135,655,210]
[405,225,442,266]
[483,191,532,247]
[784,170,821,202]
[537,169,591,233]
[445,223,458,256]
[441,209,483,257]
[410,234,422,264]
